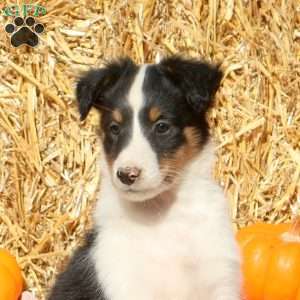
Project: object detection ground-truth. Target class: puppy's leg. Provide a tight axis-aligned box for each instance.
[48,232,107,300]
[202,258,241,300]
[198,218,241,300]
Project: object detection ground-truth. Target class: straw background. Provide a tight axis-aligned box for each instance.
[0,0,299,298]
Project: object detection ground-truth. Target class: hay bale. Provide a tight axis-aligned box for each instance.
[0,0,299,298]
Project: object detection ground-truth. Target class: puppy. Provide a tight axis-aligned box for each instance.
[48,56,241,300]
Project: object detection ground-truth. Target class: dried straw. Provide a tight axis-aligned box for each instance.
[0,0,299,298]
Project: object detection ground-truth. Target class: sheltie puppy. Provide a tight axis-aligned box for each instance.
[48,56,241,300]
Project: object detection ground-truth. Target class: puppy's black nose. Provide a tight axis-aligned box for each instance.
[117,167,141,185]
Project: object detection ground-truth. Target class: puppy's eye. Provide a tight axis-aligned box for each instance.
[109,122,121,135]
[155,121,170,134]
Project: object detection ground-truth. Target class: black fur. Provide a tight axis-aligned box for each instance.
[101,106,133,162]
[159,56,223,113]
[76,58,138,161]
[140,65,191,158]
[47,231,107,300]
[76,58,138,120]
[139,57,223,159]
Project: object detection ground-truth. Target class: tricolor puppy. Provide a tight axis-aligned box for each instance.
[48,56,241,300]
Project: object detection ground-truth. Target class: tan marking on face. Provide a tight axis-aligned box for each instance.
[149,106,161,122]
[183,127,202,155]
[159,126,202,182]
[112,109,123,123]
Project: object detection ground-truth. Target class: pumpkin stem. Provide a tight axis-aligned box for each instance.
[281,216,300,243]
[289,216,300,236]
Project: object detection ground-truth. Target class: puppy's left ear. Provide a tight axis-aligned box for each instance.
[159,56,223,112]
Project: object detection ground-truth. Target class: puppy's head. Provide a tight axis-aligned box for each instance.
[77,56,222,202]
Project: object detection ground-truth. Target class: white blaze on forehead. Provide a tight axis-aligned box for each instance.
[113,65,162,193]
[120,65,153,163]
[128,65,147,112]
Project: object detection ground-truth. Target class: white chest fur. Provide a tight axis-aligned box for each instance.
[91,143,241,300]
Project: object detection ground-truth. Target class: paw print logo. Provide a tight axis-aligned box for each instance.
[5,16,45,47]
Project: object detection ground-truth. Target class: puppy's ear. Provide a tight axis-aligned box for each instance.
[159,56,223,113]
[76,58,136,120]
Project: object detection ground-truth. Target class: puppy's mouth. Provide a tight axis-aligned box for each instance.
[112,174,178,202]
[163,174,175,184]
[122,186,154,194]
[113,181,161,193]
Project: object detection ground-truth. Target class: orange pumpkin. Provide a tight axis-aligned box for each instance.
[0,249,23,300]
[237,220,300,300]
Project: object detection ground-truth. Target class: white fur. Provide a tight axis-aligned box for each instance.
[92,139,241,300]
[112,66,167,202]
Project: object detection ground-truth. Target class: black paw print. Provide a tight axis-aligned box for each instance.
[5,16,45,47]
